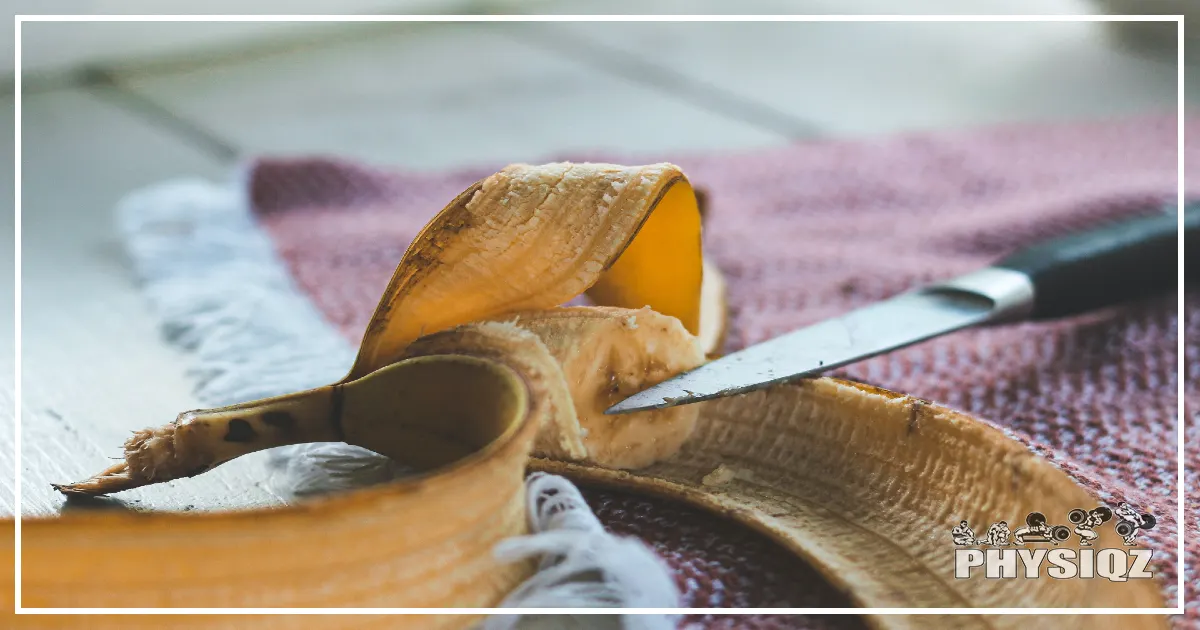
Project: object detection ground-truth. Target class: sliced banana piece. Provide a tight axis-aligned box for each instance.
[496,306,705,469]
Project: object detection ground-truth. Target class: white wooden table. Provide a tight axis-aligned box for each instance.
[2,0,1185,516]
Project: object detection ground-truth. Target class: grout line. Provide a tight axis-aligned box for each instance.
[3,23,427,97]
[508,23,825,141]
[23,23,409,91]
[0,73,73,97]
[4,0,545,95]
[76,67,242,164]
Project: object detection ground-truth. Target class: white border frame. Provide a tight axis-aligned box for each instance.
[11,13,1187,617]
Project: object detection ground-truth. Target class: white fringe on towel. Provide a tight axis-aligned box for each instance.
[484,473,681,630]
[117,176,681,627]
[116,178,355,407]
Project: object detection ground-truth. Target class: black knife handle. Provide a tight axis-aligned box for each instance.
[994,202,1199,320]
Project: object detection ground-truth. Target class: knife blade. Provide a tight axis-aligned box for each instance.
[606,202,1197,415]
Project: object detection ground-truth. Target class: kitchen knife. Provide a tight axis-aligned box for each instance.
[606,202,1198,415]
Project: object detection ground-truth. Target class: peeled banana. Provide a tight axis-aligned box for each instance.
[14,162,1166,627]
[55,162,719,495]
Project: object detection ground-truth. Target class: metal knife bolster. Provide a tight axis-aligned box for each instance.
[923,267,1036,325]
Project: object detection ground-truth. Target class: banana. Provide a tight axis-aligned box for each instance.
[492,306,705,469]
[29,162,1167,624]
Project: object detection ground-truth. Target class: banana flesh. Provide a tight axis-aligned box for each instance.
[493,306,705,469]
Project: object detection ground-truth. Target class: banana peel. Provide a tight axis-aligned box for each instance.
[7,162,1165,627]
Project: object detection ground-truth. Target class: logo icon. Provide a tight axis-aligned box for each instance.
[951,520,976,545]
[1013,512,1072,545]
[1113,502,1156,546]
[953,503,1156,582]
[1067,506,1112,547]
[978,520,1011,547]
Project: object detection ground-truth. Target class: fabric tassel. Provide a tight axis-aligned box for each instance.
[483,473,681,630]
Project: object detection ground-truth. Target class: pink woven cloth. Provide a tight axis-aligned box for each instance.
[246,114,1197,625]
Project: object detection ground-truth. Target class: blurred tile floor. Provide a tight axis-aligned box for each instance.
[2,4,1186,514]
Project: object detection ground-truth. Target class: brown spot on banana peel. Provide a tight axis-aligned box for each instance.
[906,398,930,436]
[223,419,257,443]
